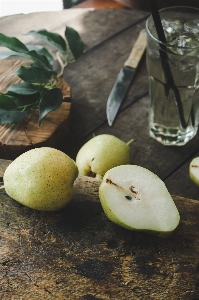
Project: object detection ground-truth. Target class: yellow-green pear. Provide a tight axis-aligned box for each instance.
[3,147,78,211]
[189,156,199,186]
[99,165,180,238]
[76,134,134,179]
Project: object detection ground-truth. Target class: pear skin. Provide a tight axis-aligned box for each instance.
[3,147,78,211]
[76,134,134,179]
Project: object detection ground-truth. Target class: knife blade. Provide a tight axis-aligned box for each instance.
[106,29,147,126]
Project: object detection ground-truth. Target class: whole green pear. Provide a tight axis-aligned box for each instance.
[76,134,134,179]
[189,156,199,186]
[3,147,78,211]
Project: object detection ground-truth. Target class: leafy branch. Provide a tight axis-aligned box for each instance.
[0,26,84,125]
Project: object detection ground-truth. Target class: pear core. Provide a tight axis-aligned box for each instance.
[76,134,134,179]
[3,147,78,211]
[99,165,180,238]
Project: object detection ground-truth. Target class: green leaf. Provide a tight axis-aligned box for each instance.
[65,26,84,60]
[27,44,53,65]
[0,46,53,68]
[13,96,39,109]
[0,49,22,60]
[5,93,39,110]
[0,94,17,110]
[14,65,57,83]
[38,88,63,125]
[0,33,28,53]
[0,49,47,66]
[0,93,37,124]
[27,50,53,70]
[7,82,39,95]
[25,29,67,54]
[0,109,30,124]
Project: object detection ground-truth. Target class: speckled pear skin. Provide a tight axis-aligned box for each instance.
[3,147,78,211]
[189,156,199,187]
[76,134,132,179]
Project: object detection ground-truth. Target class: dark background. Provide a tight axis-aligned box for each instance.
[115,0,199,10]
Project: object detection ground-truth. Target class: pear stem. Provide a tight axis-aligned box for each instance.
[0,185,5,190]
[126,139,135,146]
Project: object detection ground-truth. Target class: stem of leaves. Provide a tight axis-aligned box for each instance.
[0,27,84,125]
[56,51,68,77]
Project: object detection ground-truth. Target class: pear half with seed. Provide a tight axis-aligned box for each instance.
[99,165,180,238]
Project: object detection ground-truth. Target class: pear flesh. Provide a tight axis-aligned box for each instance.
[3,147,78,211]
[189,156,199,186]
[99,165,180,238]
[76,134,133,179]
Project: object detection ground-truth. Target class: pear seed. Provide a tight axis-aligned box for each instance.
[125,196,132,200]
[105,179,117,186]
[106,179,112,184]
[130,186,140,200]
[130,186,138,194]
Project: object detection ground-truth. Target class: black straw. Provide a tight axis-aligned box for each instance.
[148,0,187,129]
[148,0,167,44]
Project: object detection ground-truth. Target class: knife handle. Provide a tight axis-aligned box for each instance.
[124,29,147,69]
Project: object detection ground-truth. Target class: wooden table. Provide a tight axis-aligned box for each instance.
[0,8,199,299]
[1,7,199,199]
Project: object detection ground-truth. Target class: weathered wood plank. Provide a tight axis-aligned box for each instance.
[165,157,199,200]
[0,9,89,45]
[0,159,11,179]
[0,176,199,299]
[63,20,148,143]
[1,8,199,201]
[0,9,149,51]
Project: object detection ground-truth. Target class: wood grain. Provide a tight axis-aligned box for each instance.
[0,159,12,179]
[0,175,199,299]
[0,9,149,51]
[1,7,197,199]
[0,60,71,160]
[124,29,146,69]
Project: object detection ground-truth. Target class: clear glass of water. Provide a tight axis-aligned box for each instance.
[146,6,199,146]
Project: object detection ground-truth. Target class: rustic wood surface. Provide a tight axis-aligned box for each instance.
[57,9,199,200]
[1,8,195,199]
[0,175,199,299]
[1,8,199,299]
[0,60,71,159]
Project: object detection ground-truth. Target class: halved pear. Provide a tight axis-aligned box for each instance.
[99,165,180,238]
[189,156,199,186]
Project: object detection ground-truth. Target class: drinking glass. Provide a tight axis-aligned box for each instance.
[146,6,199,146]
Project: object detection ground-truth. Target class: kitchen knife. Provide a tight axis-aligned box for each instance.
[106,29,147,126]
